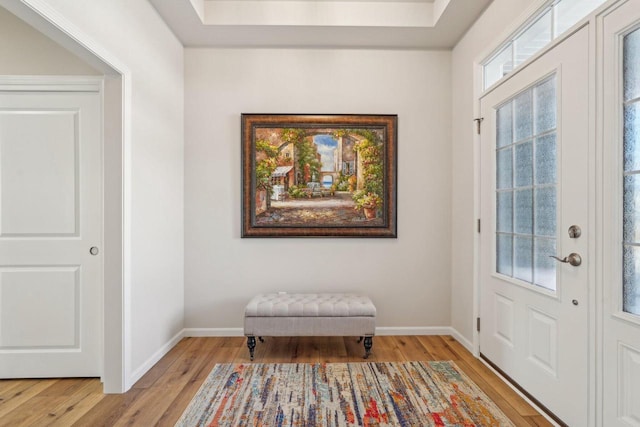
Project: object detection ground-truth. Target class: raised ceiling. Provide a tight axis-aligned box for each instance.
[148,0,493,49]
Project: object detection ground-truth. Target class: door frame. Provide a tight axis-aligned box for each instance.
[0,0,133,393]
[471,4,621,426]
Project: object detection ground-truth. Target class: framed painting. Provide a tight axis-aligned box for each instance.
[241,114,397,237]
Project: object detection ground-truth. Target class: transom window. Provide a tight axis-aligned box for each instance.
[496,75,557,291]
[483,0,605,90]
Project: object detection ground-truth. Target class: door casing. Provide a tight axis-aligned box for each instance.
[0,0,132,392]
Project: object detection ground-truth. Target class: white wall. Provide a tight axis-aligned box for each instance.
[184,48,452,331]
[0,6,98,75]
[20,0,186,378]
[450,0,538,341]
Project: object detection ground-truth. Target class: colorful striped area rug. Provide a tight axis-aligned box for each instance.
[175,361,514,426]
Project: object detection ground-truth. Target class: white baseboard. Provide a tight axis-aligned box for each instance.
[129,329,185,386]
[184,328,244,337]
[449,328,474,352]
[374,326,453,336]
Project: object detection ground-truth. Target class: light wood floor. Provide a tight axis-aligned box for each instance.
[0,335,551,426]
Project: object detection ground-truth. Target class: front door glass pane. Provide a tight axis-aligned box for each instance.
[496,75,557,291]
[622,27,640,316]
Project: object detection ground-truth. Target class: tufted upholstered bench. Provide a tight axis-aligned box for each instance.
[244,293,376,360]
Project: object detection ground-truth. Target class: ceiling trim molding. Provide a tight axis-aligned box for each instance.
[148,0,493,49]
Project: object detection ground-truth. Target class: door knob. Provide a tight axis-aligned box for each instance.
[549,253,582,266]
[89,246,99,256]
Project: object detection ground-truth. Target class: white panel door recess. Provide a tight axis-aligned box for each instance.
[602,0,640,425]
[0,84,102,377]
[479,26,590,426]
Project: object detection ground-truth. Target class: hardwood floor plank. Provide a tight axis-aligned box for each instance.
[257,337,308,363]
[37,378,95,398]
[220,336,244,348]
[293,336,321,363]
[391,335,435,360]
[152,337,219,389]
[0,379,58,421]
[343,336,369,362]
[419,335,460,360]
[70,389,143,427]
[153,378,204,426]
[367,335,400,362]
[113,338,222,426]
[216,344,244,364]
[2,336,550,426]
[0,379,39,406]
[0,379,31,396]
[34,380,104,427]
[133,337,193,389]
[111,385,179,427]
[0,396,67,427]
[318,336,349,363]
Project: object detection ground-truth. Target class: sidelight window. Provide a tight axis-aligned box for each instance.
[622,27,640,316]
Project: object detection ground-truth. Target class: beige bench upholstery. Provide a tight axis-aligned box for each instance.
[244,293,376,360]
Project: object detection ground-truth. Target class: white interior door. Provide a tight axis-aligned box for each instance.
[602,0,640,425]
[479,27,590,426]
[0,82,102,377]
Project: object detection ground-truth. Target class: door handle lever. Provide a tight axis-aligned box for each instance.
[549,253,582,267]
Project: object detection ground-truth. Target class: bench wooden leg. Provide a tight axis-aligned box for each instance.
[247,336,256,361]
[363,336,373,359]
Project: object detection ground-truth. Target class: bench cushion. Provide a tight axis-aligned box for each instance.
[244,293,376,318]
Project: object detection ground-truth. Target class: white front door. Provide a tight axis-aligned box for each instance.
[0,82,102,377]
[479,26,590,425]
[602,0,640,425]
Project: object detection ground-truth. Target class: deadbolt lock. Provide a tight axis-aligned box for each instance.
[568,225,581,238]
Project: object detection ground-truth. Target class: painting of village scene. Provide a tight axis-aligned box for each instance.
[242,114,397,237]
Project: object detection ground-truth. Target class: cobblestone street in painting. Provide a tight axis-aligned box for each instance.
[255,193,383,226]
